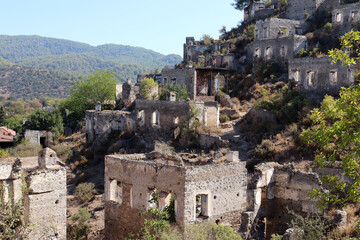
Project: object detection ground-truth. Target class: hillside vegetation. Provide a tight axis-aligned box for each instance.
[0,35,182,99]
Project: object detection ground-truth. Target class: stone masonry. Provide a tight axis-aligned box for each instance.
[0,148,66,239]
[104,153,247,239]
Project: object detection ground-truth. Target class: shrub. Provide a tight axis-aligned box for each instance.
[67,208,91,240]
[140,78,158,100]
[323,22,332,34]
[220,114,230,123]
[253,140,276,159]
[8,140,42,157]
[280,0,287,6]
[52,144,72,162]
[184,222,242,240]
[0,188,33,239]
[255,60,281,82]
[295,49,308,58]
[288,210,328,240]
[0,149,11,158]
[74,182,97,203]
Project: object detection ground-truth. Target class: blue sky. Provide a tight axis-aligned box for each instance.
[0,0,243,56]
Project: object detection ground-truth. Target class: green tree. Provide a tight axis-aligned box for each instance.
[302,31,360,209]
[2,116,23,135]
[67,208,91,240]
[233,0,260,11]
[60,70,119,124]
[0,105,6,124]
[24,110,64,139]
[139,78,158,100]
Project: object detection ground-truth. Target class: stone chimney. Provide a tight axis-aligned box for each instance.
[95,101,101,111]
[168,92,176,101]
[227,151,239,163]
[38,148,58,169]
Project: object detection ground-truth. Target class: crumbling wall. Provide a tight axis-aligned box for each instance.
[104,154,248,239]
[161,67,196,98]
[0,148,66,240]
[194,101,219,127]
[285,0,325,20]
[248,35,307,65]
[183,162,247,229]
[24,130,53,147]
[288,57,355,102]
[104,154,187,239]
[121,81,140,108]
[134,99,189,136]
[85,110,133,143]
[332,2,360,37]
[245,163,325,238]
[254,18,302,40]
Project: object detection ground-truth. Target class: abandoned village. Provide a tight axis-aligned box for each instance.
[3,0,360,239]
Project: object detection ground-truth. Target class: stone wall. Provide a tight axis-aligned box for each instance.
[245,163,325,237]
[121,81,140,108]
[161,68,196,99]
[285,0,325,20]
[288,57,355,102]
[332,2,360,37]
[194,101,220,127]
[248,35,307,65]
[104,154,247,239]
[254,18,302,40]
[85,110,133,143]
[0,148,66,240]
[134,99,190,137]
[24,130,53,147]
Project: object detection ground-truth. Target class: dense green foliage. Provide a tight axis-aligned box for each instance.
[67,208,91,240]
[159,84,189,101]
[139,78,158,100]
[24,110,64,138]
[60,70,119,124]
[0,35,182,99]
[0,191,32,239]
[302,31,360,209]
[0,65,81,98]
[74,183,97,203]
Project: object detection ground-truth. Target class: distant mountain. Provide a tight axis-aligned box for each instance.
[0,35,182,69]
[0,35,182,99]
[0,65,82,99]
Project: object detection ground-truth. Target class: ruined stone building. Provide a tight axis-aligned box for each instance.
[161,67,228,100]
[104,152,247,239]
[288,57,355,101]
[24,130,53,147]
[0,148,66,239]
[332,2,360,36]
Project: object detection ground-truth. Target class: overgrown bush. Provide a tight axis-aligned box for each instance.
[184,222,242,240]
[254,60,281,82]
[220,114,230,123]
[0,149,11,158]
[67,208,91,240]
[52,143,73,162]
[0,189,33,239]
[288,210,328,240]
[140,78,158,100]
[7,140,42,157]
[323,22,332,34]
[74,182,97,203]
[160,83,189,101]
[253,139,276,160]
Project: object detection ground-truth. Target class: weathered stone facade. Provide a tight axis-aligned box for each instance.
[288,57,355,101]
[104,153,247,239]
[24,130,53,147]
[0,148,66,240]
[161,67,227,100]
[254,18,302,41]
[248,35,307,65]
[85,110,133,143]
[332,2,360,37]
